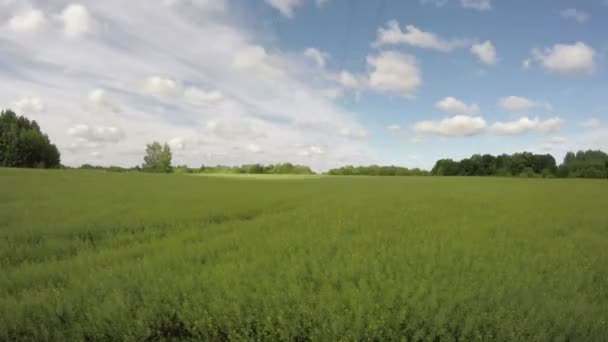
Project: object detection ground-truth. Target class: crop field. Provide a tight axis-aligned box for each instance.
[1,168,607,341]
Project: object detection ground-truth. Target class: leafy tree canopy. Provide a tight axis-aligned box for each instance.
[142,142,173,173]
[0,109,60,168]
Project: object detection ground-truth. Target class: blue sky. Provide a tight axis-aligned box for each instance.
[1,0,607,170]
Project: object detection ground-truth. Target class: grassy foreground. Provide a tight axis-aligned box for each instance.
[1,168,607,341]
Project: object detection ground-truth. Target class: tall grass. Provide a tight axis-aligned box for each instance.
[1,168,607,340]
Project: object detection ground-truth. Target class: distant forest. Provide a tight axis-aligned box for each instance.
[328,151,608,179]
[2,109,608,179]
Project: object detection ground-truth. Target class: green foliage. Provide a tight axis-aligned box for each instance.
[2,169,607,340]
[142,141,173,173]
[200,163,315,175]
[327,165,429,176]
[432,152,558,177]
[0,109,60,168]
[558,150,608,179]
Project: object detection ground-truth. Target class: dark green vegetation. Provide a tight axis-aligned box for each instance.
[327,165,429,176]
[0,110,60,168]
[197,163,314,175]
[432,151,608,178]
[558,150,608,178]
[143,142,173,173]
[1,168,607,340]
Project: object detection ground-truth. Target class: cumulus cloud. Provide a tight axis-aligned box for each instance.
[14,97,45,113]
[333,71,361,88]
[414,115,487,136]
[367,51,421,98]
[373,20,468,52]
[471,41,496,65]
[492,117,564,135]
[298,145,325,156]
[560,8,589,23]
[246,143,262,153]
[68,124,126,143]
[184,87,225,105]
[88,89,120,112]
[265,0,303,18]
[304,48,329,68]
[143,76,180,97]
[168,137,186,150]
[436,97,480,115]
[461,0,491,11]
[531,42,595,75]
[60,4,93,37]
[0,1,375,171]
[499,96,537,111]
[8,9,46,33]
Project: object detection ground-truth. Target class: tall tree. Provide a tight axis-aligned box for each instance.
[0,109,60,168]
[142,142,173,173]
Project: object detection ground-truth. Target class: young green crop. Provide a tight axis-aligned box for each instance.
[1,168,607,340]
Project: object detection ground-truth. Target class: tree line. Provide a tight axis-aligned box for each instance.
[327,165,429,176]
[431,151,608,179]
[2,110,607,178]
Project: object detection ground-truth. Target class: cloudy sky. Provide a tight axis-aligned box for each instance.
[1,0,607,170]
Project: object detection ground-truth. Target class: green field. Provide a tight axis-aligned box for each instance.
[1,168,607,341]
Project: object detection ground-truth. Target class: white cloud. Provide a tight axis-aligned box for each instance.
[168,137,186,150]
[299,145,325,156]
[538,118,564,133]
[581,118,601,129]
[246,143,262,153]
[143,76,180,97]
[461,0,491,11]
[334,71,361,88]
[522,59,532,69]
[8,9,46,33]
[0,1,375,171]
[560,8,589,23]
[531,42,595,75]
[60,4,93,37]
[304,48,329,68]
[414,115,487,136]
[68,124,126,143]
[499,96,537,111]
[184,87,224,105]
[367,51,421,98]
[14,97,45,113]
[373,20,468,52]
[471,40,496,65]
[492,117,564,135]
[231,45,279,75]
[322,88,343,100]
[436,97,480,115]
[265,0,303,18]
